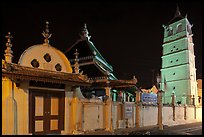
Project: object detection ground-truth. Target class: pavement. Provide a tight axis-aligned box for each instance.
[80,122,202,135]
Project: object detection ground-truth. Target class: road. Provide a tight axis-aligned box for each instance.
[162,122,202,135]
[80,122,202,135]
[129,122,202,135]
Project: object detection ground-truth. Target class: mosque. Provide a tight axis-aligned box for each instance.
[2,6,201,135]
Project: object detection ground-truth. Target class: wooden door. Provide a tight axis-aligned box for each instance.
[29,89,64,135]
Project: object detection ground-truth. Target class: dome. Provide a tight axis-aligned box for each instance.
[18,44,73,73]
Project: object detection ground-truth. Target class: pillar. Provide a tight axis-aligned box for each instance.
[3,78,17,135]
[123,92,126,103]
[157,90,163,130]
[135,91,140,128]
[172,93,175,121]
[72,91,77,134]
[104,87,112,131]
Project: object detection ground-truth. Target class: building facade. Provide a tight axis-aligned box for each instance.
[2,22,91,135]
[160,6,198,105]
[2,22,137,135]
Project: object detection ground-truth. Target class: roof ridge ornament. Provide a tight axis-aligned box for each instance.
[174,4,181,17]
[4,32,13,63]
[42,21,52,44]
[79,23,91,40]
[74,49,80,74]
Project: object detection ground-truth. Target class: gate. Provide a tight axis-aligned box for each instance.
[82,102,104,131]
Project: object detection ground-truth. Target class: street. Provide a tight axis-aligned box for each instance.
[129,122,202,135]
[162,122,202,135]
[81,122,202,135]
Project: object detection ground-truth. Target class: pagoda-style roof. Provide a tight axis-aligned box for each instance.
[90,77,137,89]
[69,55,117,80]
[65,24,117,80]
[166,5,184,25]
[66,39,114,73]
[2,60,91,86]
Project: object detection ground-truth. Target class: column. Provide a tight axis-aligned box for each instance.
[72,91,77,134]
[157,91,163,130]
[135,91,140,128]
[104,87,112,131]
[172,93,175,121]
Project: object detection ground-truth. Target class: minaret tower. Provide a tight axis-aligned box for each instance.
[161,5,198,105]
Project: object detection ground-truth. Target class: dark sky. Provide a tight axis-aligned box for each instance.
[1,1,202,88]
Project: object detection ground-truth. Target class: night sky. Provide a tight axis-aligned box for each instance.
[1,1,202,88]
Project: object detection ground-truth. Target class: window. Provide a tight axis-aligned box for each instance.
[173,46,175,48]
[173,73,175,75]
[44,53,51,62]
[176,24,182,33]
[171,49,173,52]
[173,87,175,90]
[170,60,173,63]
[55,63,62,71]
[31,59,39,68]
[176,59,178,62]
[167,28,173,37]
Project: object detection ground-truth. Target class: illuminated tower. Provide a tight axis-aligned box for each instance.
[161,6,198,105]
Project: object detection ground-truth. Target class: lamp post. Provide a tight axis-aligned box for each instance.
[156,74,163,130]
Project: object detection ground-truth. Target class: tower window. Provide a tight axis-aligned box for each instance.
[171,49,173,52]
[167,29,173,37]
[173,73,175,75]
[173,46,175,48]
[173,87,175,90]
[176,59,178,62]
[176,48,179,50]
[170,60,173,63]
[176,24,182,33]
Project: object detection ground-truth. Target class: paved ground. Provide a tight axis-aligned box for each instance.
[80,122,202,135]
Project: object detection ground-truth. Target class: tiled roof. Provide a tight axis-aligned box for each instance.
[91,78,137,89]
[2,61,91,86]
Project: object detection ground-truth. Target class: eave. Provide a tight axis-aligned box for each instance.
[2,62,91,87]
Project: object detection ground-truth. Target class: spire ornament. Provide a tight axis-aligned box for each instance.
[42,21,52,44]
[174,4,181,17]
[74,49,80,74]
[4,32,13,63]
[79,23,91,40]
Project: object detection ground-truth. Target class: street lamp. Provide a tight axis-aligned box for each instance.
[156,74,163,130]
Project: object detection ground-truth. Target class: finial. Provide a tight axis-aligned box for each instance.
[74,49,79,60]
[4,32,13,63]
[79,23,91,40]
[42,21,52,44]
[175,4,181,17]
[74,49,80,74]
